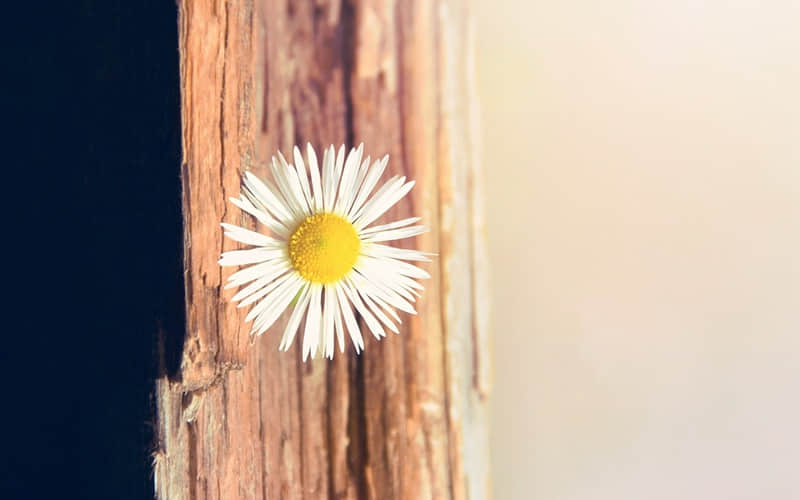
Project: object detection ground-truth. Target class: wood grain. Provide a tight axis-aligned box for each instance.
[153,0,490,498]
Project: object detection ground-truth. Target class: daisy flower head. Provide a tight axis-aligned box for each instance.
[219,144,432,360]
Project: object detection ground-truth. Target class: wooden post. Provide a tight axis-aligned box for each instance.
[153,0,490,498]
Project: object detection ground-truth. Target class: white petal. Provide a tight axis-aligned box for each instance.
[334,144,346,184]
[335,284,364,352]
[348,156,388,219]
[358,288,399,334]
[280,284,312,351]
[396,274,425,293]
[349,154,371,214]
[303,144,323,213]
[352,175,406,222]
[354,178,415,230]
[281,156,313,216]
[322,145,338,212]
[230,196,289,239]
[354,262,419,304]
[270,157,307,221]
[352,269,416,315]
[225,261,275,289]
[225,260,290,291]
[219,247,286,267]
[286,149,312,210]
[253,275,304,335]
[239,269,293,308]
[341,154,370,216]
[243,271,295,320]
[277,152,312,215]
[331,288,346,353]
[357,255,430,280]
[231,262,292,303]
[361,243,433,262]
[369,268,420,304]
[342,277,386,339]
[334,144,363,214]
[354,257,428,301]
[356,254,429,285]
[360,217,421,235]
[369,291,403,324]
[221,222,282,247]
[354,153,371,188]
[387,281,418,303]
[362,225,428,243]
[302,284,323,361]
[353,273,405,322]
[322,285,336,358]
[351,175,404,223]
[243,172,293,223]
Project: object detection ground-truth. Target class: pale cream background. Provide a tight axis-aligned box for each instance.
[475,1,800,499]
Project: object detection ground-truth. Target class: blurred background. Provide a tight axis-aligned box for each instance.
[476,1,800,499]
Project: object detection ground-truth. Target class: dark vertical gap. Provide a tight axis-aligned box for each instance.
[261,7,270,135]
[348,354,370,500]
[3,1,184,499]
[393,0,414,418]
[187,423,199,500]
[341,0,356,150]
[325,358,336,500]
[256,355,269,500]
[339,3,369,499]
[388,3,410,497]
[154,0,186,387]
[295,344,307,493]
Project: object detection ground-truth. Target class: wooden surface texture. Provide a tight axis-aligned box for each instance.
[153,1,490,498]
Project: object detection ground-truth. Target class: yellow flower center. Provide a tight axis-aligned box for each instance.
[288,213,361,284]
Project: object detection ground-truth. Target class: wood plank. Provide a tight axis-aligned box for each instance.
[154,1,490,498]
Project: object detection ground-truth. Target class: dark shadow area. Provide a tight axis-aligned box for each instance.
[3,2,183,499]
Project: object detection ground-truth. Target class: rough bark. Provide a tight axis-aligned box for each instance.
[153,0,490,498]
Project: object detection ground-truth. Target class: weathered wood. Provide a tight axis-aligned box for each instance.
[153,0,490,498]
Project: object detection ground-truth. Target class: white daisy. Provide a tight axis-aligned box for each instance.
[219,143,432,360]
